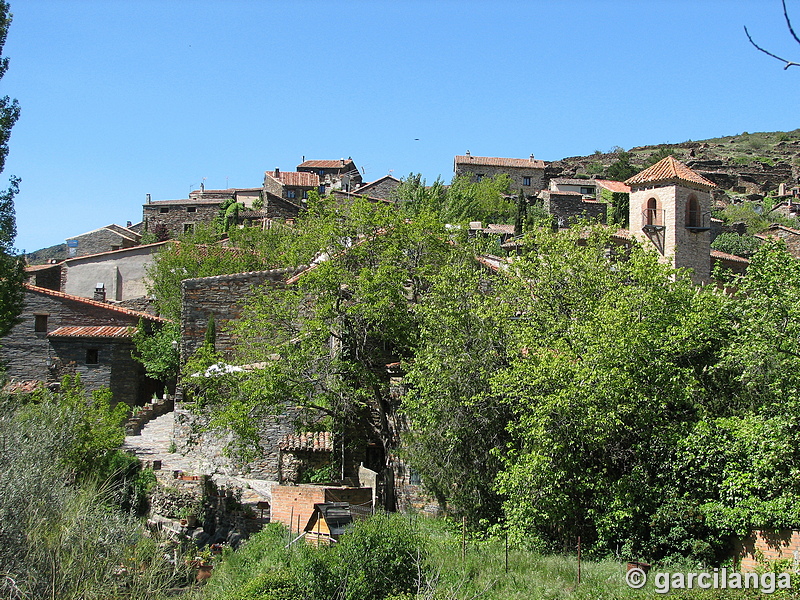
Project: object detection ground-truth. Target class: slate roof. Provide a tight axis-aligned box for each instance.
[61,241,169,264]
[49,326,134,339]
[625,156,716,189]
[279,431,333,453]
[305,502,353,537]
[146,198,225,206]
[455,154,546,169]
[23,284,169,322]
[710,249,750,265]
[550,178,598,186]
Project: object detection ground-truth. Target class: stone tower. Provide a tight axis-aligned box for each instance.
[625,156,716,284]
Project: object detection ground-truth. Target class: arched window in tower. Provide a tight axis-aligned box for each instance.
[686,195,701,228]
[645,197,659,226]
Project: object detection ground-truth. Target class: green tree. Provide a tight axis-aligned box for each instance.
[0,1,25,336]
[132,320,180,392]
[605,151,638,181]
[710,231,762,257]
[443,174,514,224]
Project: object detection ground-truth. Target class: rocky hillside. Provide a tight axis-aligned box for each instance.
[547,129,800,204]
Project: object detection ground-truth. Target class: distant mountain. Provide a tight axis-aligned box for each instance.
[25,243,68,265]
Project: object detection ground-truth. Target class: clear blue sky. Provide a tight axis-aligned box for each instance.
[3,0,799,253]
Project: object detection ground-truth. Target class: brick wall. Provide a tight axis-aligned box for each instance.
[180,267,305,359]
[270,485,372,531]
[736,530,800,571]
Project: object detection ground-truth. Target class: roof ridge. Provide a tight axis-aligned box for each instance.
[24,283,168,322]
[625,156,716,188]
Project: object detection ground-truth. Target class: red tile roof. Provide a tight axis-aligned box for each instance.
[594,179,631,193]
[625,156,716,189]
[279,431,333,453]
[454,155,546,169]
[49,325,134,339]
[710,249,750,264]
[298,159,354,170]
[266,170,320,187]
[23,284,169,322]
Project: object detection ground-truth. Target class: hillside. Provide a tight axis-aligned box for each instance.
[548,129,800,204]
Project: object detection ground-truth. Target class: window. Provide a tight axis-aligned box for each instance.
[159,207,169,214]
[183,223,195,234]
[287,190,296,199]
[686,195,701,228]
[34,314,48,333]
[476,174,484,182]
[523,176,531,186]
[580,187,595,195]
[86,349,99,365]
[645,197,659,226]
[187,206,197,213]
[302,190,308,199]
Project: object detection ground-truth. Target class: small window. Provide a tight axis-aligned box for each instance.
[302,190,308,199]
[183,223,195,234]
[34,314,48,333]
[580,187,595,195]
[187,206,197,213]
[410,469,422,486]
[287,190,296,199]
[86,349,99,365]
[159,207,169,214]
[646,197,659,226]
[686,195,701,228]
[476,174,484,182]
[523,176,531,186]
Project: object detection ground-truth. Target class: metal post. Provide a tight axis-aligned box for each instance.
[505,529,509,574]
[462,516,467,560]
[577,536,581,586]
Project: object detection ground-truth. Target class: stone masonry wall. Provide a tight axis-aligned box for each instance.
[180,267,305,360]
[1,289,144,389]
[143,202,222,239]
[455,163,545,193]
[542,191,607,226]
[67,228,138,258]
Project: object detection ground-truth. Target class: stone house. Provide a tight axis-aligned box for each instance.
[65,224,141,258]
[353,175,401,200]
[454,152,546,193]
[549,177,599,197]
[755,223,800,258]
[1,284,168,405]
[539,190,607,227]
[297,158,362,193]
[263,169,321,203]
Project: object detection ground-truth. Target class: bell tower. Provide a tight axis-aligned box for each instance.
[626,156,716,284]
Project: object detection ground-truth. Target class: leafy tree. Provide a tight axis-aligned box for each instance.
[605,151,638,181]
[132,319,180,391]
[204,312,216,349]
[643,147,676,168]
[710,231,762,257]
[392,172,447,216]
[0,1,24,336]
[443,174,514,224]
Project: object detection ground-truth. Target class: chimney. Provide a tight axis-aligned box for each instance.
[274,168,280,178]
[466,150,471,157]
[530,153,535,160]
[146,193,151,204]
[94,283,106,302]
[200,182,204,192]
[126,221,132,228]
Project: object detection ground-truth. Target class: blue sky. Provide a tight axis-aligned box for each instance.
[3,0,799,253]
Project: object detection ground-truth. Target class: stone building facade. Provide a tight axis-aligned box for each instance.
[454,153,546,193]
[1,284,167,405]
[627,156,716,285]
[143,198,223,239]
[297,159,362,193]
[353,175,401,200]
[180,267,306,360]
[755,224,800,258]
[263,169,320,202]
[66,224,141,258]
[540,190,608,226]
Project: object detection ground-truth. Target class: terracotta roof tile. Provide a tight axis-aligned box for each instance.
[49,326,134,339]
[594,179,631,193]
[298,159,353,169]
[625,156,716,189]
[710,249,750,264]
[454,155,546,169]
[265,170,320,187]
[279,431,333,453]
[23,284,169,322]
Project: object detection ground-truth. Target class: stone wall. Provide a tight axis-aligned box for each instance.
[66,227,138,258]
[143,201,222,239]
[759,225,800,258]
[0,288,146,397]
[180,267,305,359]
[357,177,401,200]
[542,191,608,226]
[455,163,545,193]
[263,194,301,221]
